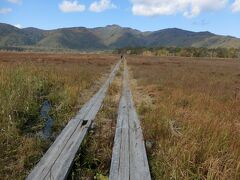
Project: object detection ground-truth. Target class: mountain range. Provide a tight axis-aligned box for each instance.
[1,23,240,51]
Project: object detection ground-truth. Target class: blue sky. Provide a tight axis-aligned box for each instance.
[0,0,240,37]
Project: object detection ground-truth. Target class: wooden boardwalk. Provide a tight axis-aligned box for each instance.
[27,60,121,180]
[109,60,151,180]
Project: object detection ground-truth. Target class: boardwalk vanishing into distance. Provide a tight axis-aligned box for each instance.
[109,60,151,180]
[27,58,151,180]
[27,60,122,180]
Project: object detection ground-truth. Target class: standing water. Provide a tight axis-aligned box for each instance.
[40,100,53,139]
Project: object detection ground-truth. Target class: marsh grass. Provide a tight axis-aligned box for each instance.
[0,52,117,179]
[128,56,240,179]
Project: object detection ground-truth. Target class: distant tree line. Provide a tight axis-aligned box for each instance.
[0,46,78,53]
[115,47,240,58]
[0,46,25,51]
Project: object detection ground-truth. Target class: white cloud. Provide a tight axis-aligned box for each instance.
[0,8,12,14]
[7,0,21,4]
[89,0,116,12]
[131,0,228,17]
[59,0,86,13]
[231,0,240,12]
[14,24,23,28]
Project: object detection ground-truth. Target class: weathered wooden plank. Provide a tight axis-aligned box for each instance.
[109,60,151,180]
[128,86,150,180]
[27,60,121,180]
[108,99,124,180]
[118,98,130,180]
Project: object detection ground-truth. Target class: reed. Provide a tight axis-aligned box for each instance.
[128,56,240,180]
[0,52,117,179]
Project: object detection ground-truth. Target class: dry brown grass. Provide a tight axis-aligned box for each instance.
[2,52,239,179]
[0,52,117,179]
[128,55,240,180]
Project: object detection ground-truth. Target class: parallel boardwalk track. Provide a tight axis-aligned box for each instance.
[27,60,121,180]
[109,60,151,180]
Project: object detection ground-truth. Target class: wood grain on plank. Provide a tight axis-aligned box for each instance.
[27,60,121,180]
[109,60,151,180]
